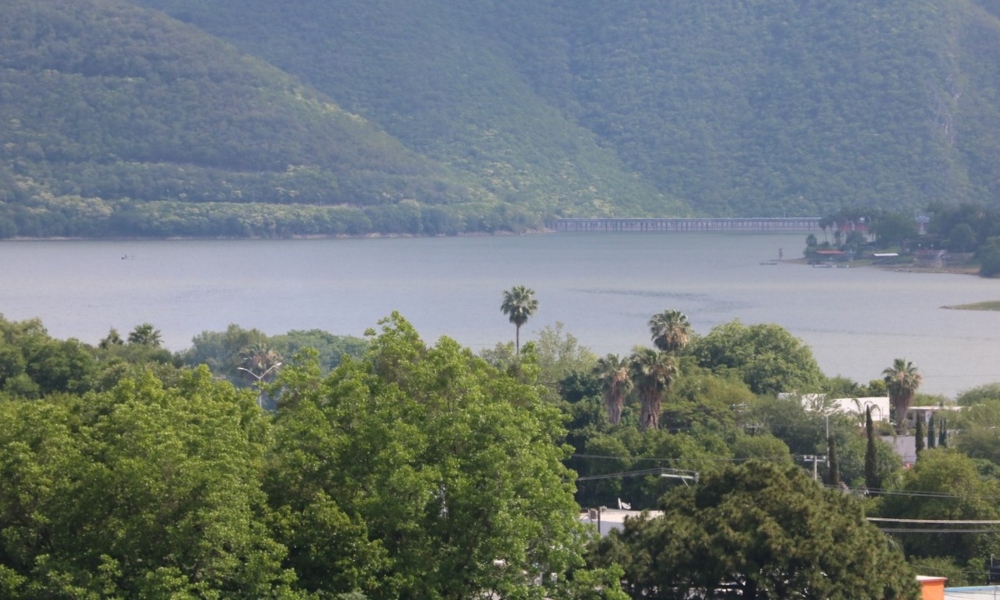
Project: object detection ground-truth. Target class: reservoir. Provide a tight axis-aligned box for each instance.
[1,232,998,398]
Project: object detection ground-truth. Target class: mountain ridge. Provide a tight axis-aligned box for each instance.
[2,0,1000,237]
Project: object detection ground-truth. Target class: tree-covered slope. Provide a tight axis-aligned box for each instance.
[5,0,1000,237]
[134,0,1000,219]
[128,0,679,220]
[0,0,523,237]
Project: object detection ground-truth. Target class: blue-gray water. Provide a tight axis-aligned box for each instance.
[2,233,998,398]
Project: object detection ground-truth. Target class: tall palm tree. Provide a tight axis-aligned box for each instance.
[630,348,676,432]
[594,354,633,426]
[648,309,693,353]
[500,285,538,354]
[882,358,922,434]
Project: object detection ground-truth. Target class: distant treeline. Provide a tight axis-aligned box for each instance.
[0,197,541,238]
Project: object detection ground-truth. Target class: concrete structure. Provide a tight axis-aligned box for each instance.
[829,396,890,421]
[789,393,890,422]
[907,405,961,431]
[883,435,918,465]
[549,217,820,233]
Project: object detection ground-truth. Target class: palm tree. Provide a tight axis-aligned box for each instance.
[240,342,282,379]
[128,323,162,347]
[500,285,538,354]
[648,309,693,353]
[630,348,676,432]
[882,358,922,434]
[594,354,633,426]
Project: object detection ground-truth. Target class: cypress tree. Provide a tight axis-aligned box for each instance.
[827,435,840,487]
[865,407,879,492]
[914,415,925,456]
[939,418,948,448]
[927,414,936,449]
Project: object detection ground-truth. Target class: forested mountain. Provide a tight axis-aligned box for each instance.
[3,0,1000,236]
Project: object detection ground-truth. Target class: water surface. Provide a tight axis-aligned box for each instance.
[2,233,998,397]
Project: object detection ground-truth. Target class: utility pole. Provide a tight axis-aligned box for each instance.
[802,455,827,481]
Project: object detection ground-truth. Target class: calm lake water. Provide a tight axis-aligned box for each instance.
[2,232,999,398]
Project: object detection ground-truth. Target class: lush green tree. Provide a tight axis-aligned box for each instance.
[865,407,879,491]
[500,285,538,355]
[663,362,753,434]
[980,247,1000,277]
[878,449,1000,565]
[0,369,299,598]
[270,329,368,374]
[956,382,1000,406]
[0,316,103,397]
[954,401,1000,464]
[843,230,868,252]
[948,222,977,252]
[927,414,936,449]
[629,348,675,431]
[533,322,598,390]
[689,320,824,396]
[730,433,792,465]
[267,312,616,599]
[906,556,975,588]
[871,212,918,249]
[98,328,124,349]
[746,395,825,456]
[594,354,632,426]
[183,324,271,381]
[648,309,692,354]
[590,461,918,599]
[883,358,922,434]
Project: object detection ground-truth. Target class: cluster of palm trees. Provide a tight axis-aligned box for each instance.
[499,285,926,436]
[594,309,692,431]
[499,287,690,432]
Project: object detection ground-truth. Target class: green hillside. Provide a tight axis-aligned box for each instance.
[0,0,529,237]
[4,0,1000,236]
[128,0,679,218]
[134,0,1000,218]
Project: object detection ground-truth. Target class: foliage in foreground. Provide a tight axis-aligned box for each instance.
[0,313,625,599]
[590,461,919,599]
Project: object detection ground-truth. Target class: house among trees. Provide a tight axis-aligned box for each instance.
[791,393,890,422]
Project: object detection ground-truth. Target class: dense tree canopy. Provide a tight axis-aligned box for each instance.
[590,461,919,599]
[0,313,628,598]
[5,309,1000,595]
[688,320,825,396]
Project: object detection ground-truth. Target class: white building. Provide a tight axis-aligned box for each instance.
[579,508,663,536]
